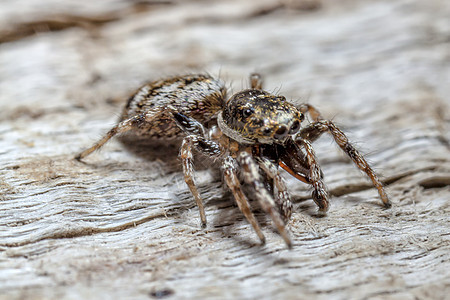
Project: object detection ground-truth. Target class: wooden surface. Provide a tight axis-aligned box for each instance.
[1,0,449,299]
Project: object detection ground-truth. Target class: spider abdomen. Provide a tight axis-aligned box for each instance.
[121,74,226,138]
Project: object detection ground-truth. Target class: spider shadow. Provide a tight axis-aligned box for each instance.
[293,193,389,221]
[207,185,328,248]
[118,133,215,172]
[294,197,329,218]
[209,192,291,249]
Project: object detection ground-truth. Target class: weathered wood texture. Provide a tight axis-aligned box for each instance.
[1,0,449,299]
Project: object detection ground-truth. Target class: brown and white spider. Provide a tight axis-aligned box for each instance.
[76,73,391,248]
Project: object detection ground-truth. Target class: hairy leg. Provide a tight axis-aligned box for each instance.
[298,103,322,122]
[298,104,391,208]
[75,103,207,161]
[256,157,293,221]
[180,135,222,227]
[238,151,292,248]
[171,110,207,138]
[173,106,224,227]
[250,73,263,89]
[222,156,266,244]
[75,114,147,160]
[297,139,330,212]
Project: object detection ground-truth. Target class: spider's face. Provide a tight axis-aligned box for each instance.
[220,89,304,144]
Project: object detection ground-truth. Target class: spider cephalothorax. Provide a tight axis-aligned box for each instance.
[76,73,391,248]
[219,89,304,145]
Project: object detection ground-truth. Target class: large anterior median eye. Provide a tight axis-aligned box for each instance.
[242,107,255,118]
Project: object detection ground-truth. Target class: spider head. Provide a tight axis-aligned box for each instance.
[218,89,304,144]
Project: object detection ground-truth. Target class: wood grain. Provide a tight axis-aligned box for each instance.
[1,0,449,299]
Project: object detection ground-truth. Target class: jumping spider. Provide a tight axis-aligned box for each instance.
[76,73,391,248]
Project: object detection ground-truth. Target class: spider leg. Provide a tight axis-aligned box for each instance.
[298,104,391,208]
[170,110,207,138]
[298,103,322,123]
[180,134,222,227]
[75,103,206,161]
[170,109,224,227]
[250,73,263,89]
[256,157,293,221]
[238,151,292,248]
[174,112,266,239]
[75,114,147,160]
[222,156,266,244]
[298,139,330,212]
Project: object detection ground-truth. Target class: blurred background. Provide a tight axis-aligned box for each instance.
[2,0,449,113]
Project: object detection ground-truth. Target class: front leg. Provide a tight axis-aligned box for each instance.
[238,151,292,248]
[222,156,266,244]
[256,157,293,221]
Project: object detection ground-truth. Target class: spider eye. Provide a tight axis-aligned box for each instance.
[242,107,254,118]
[289,120,300,134]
